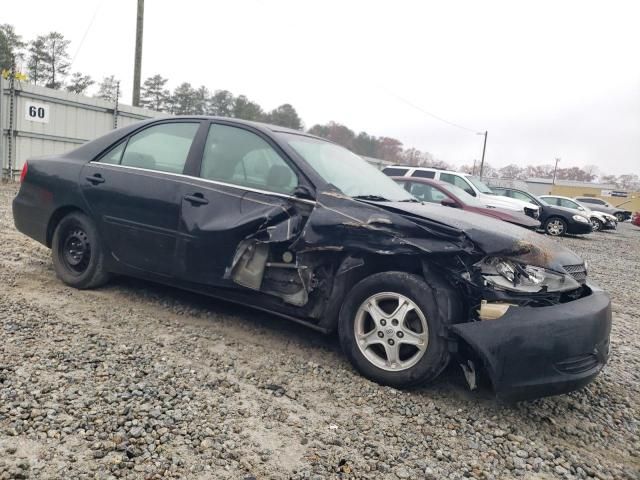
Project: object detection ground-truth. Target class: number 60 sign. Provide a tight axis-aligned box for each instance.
[25,101,50,123]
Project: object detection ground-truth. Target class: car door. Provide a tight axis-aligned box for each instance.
[80,120,202,276]
[174,121,313,287]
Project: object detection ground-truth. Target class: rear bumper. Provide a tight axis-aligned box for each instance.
[450,284,611,401]
[13,188,49,246]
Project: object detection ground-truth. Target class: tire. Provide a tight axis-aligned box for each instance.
[338,271,450,388]
[544,217,567,236]
[590,217,602,232]
[51,211,110,289]
[614,212,625,223]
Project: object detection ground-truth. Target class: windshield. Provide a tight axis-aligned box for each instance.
[438,182,485,207]
[466,176,494,194]
[282,134,414,201]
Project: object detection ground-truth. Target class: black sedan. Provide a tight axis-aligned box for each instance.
[491,187,593,236]
[13,116,611,400]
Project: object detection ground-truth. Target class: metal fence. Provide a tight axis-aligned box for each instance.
[0,78,166,180]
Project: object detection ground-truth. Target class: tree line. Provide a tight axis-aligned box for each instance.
[0,25,304,129]
[1,24,638,190]
[457,163,640,191]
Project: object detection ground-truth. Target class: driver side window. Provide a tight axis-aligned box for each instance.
[200,124,298,194]
[440,173,475,196]
[408,183,449,203]
[560,199,580,209]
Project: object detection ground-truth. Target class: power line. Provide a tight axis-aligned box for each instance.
[70,1,103,68]
[377,85,482,134]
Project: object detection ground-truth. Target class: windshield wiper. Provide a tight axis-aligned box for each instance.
[352,195,390,202]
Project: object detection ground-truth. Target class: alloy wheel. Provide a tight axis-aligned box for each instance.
[354,292,429,371]
[546,219,565,236]
[591,218,601,231]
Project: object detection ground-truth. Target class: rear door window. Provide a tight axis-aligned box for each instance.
[511,190,534,202]
[120,122,199,173]
[100,142,126,165]
[411,170,435,178]
[382,167,409,176]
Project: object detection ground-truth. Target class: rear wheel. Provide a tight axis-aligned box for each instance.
[51,212,110,289]
[614,212,625,222]
[590,217,602,232]
[338,272,450,388]
[544,217,567,236]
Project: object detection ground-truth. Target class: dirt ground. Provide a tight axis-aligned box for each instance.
[0,183,638,480]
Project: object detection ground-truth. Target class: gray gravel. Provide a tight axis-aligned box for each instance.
[0,183,638,479]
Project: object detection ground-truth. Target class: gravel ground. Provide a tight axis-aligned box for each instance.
[0,182,638,480]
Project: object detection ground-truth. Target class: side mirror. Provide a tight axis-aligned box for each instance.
[441,198,460,208]
[292,185,315,200]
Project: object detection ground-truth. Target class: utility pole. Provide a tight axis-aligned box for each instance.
[472,159,477,176]
[132,0,144,106]
[478,130,488,179]
[113,81,120,129]
[552,157,561,185]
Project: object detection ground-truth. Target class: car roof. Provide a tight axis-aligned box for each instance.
[165,115,321,138]
[540,195,574,200]
[384,165,467,176]
[390,176,439,185]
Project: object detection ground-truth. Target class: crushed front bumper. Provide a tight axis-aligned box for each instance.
[450,284,611,401]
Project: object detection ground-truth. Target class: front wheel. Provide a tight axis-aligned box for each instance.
[614,212,625,222]
[338,272,450,388]
[51,211,110,289]
[544,217,567,236]
[590,217,603,232]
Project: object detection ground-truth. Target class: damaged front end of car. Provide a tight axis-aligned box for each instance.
[222,189,612,401]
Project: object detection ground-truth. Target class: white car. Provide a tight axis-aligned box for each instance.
[539,195,618,232]
[382,166,540,218]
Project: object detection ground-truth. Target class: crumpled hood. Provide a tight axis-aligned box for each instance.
[376,201,583,271]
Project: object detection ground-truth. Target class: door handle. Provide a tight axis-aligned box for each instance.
[86,173,105,185]
[184,193,209,205]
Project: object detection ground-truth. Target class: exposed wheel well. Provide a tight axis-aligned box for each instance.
[318,252,460,332]
[46,206,87,247]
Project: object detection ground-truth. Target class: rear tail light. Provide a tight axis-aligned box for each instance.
[20,162,28,183]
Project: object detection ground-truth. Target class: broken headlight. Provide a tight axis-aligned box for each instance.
[479,258,581,293]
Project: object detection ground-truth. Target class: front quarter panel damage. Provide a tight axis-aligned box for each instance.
[225,191,477,315]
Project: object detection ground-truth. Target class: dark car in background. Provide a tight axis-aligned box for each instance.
[491,187,592,236]
[574,197,632,222]
[540,195,618,232]
[393,177,541,230]
[12,116,612,400]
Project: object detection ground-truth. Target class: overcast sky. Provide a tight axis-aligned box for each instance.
[6,0,640,175]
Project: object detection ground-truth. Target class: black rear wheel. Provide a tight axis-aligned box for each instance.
[52,212,110,289]
[614,212,625,222]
